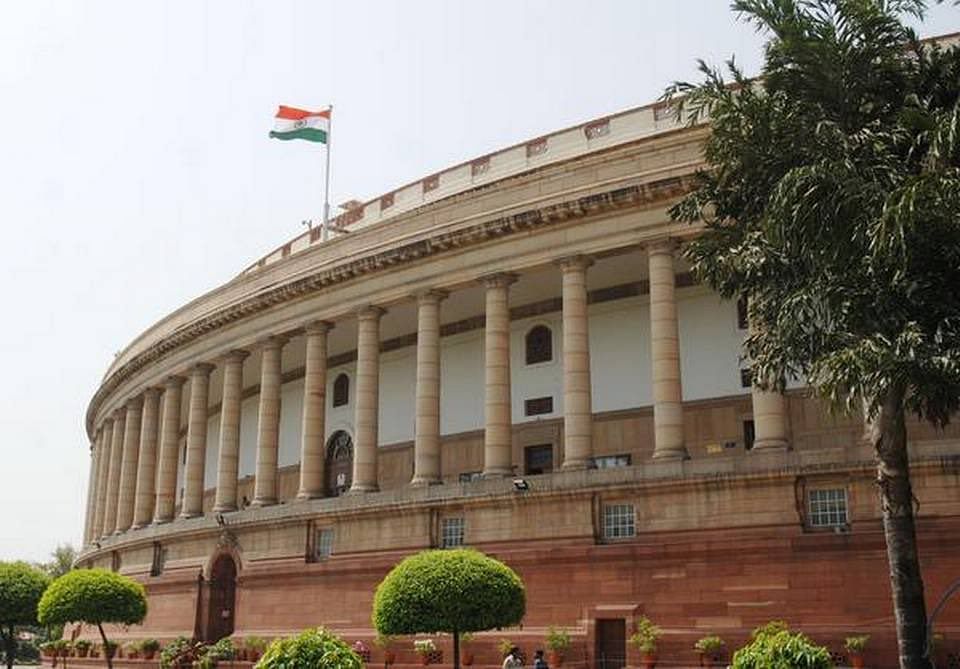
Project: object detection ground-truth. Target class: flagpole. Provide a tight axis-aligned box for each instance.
[321,104,333,242]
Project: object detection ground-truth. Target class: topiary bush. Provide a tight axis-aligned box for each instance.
[373,548,526,669]
[731,621,832,669]
[0,561,51,669]
[37,569,146,669]
[255,627,362,669]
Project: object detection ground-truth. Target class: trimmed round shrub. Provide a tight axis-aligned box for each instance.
[731,621,832,669]
[0,562,51,628]
[37,568,146,628]
[373,548,525,635]
[255,628,361,669]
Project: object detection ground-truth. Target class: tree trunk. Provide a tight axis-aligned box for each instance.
[3,625,15,669]
[869,385,930,669]
[96,624,112,669]
[453,630,461,669]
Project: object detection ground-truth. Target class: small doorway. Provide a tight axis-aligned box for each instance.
[524,444,554,475]
[595,619,626,669]
[325,430,353,496]
[203,554,237,642]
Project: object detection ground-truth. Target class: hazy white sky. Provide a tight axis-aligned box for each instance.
[1,1,955,563]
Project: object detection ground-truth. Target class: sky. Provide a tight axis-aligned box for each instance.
[0,1,956,563]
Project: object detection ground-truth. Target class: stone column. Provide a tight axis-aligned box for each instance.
[648,240,688,460]
[102,408,125,536]
[115,396,144,533]
[83,439,99,544]
[298,323,332,499]
[181,363,215,518]
[351,306,384,493]
[132,387,162,528]
[92,419,113,539]
[411,290,447,486]
[559,256,594,470]
[751,386,789,451]
[253,337,286,506]
[482,273,517,477]
[154,376,185,523]
[213,350,248,512]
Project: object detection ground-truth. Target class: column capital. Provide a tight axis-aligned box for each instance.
[112,407,126,420]
[189,362,216,377]
[304,320,334,336]
[356,305,386,321]
[222,349,250,364]
[415,289,449,304]
[645,237,680,256]
[163,375,186,390]
[555,254,594,272]
[260,334,289,351]
[125,396,144,411]
[142,387,163,401]
[480,272,518,289]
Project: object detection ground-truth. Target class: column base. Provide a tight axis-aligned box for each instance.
[295,491,324,501]
[410,476,442,488]
[130,523,148,531]
[348,484,379,494]
[152,517,173,526]
[651,448,689,461]
[752,439,789,452]
[250,498,277,508]
[482,468,514,479]
[212,503,238,513]
[179,511,203,520]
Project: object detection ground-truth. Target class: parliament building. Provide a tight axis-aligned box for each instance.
[77,96,960,668]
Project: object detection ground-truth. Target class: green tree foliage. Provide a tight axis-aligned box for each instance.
[667,2,960,667]
[0,562,51,669]
[41,544,77,579]
[255,628,362,669]
[732,621,832,669]
[38,569,147,669]
[373,549,526,669]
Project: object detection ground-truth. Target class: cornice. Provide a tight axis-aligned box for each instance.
[86,172,698,437]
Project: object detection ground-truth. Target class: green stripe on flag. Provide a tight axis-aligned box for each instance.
[269,128,328,143]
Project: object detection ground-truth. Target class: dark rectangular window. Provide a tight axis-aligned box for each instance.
[737,296,749,330]
[743,419,756,451]
[150,542,165,577]
[441,518,465,548]
[740,368,753,388]
[524,444,554,475]
[808,489,848,528]
[525,396,554,416]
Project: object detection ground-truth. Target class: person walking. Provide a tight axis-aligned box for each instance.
[533,649,549,669]
[502,646,523,669]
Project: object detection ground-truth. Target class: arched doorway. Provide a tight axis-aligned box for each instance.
[202,554,237,642]
[325,430,353,497]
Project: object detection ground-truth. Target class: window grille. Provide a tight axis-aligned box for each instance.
[315,528,334,560]
[524,396,554,416]
[440,517,465,548]
[458,472,482,483]
[602,504,636,540]
[525,325,553,364]
[332,373,350,407]
[594,454,631,469]
[808,488,848,528]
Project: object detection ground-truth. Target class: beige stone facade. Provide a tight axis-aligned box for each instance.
[76,103,960,668]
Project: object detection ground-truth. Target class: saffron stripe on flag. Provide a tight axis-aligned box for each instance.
[275,105,330,121]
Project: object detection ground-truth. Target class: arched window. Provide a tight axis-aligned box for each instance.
[525,325,553,365]
[332,373,350,407]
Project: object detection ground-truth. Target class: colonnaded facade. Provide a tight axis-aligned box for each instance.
[77,99,960,668]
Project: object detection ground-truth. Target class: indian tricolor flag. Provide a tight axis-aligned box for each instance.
[269,105,330,143]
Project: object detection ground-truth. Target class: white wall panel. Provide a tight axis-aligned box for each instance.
[439,331,485,436]
[379,349,415,445]
[677,289,744,401]
[590,296,652,412]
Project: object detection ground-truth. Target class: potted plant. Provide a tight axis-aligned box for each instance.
[414,639,437,666]
[53,640,70,660]
[694,636,725,667]
[75,640,92,658]
[629,617,662,669]
[39,642,55,661]
[245,636,267,662]
[844,635,869,669]
[127,641,141,659]
[139,639,161,661]
[459,633,475,666]
[374,633,397,665]
[545,626,571,667]
[352,640,372,662]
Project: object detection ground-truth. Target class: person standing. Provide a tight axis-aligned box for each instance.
[502,646,523,669]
